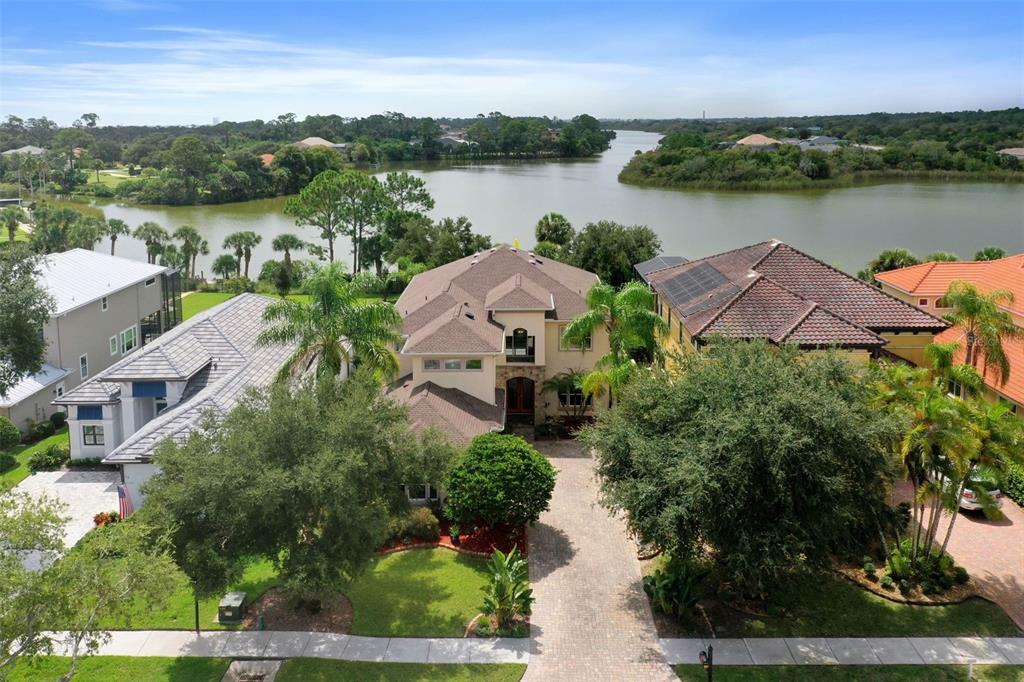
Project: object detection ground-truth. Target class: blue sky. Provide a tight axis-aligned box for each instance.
[2,1,1021,125]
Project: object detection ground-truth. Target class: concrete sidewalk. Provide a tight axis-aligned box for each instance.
[661,637,1024,666]
[41,630,529,664]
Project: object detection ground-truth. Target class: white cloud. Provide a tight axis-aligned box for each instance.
[1,25,1019,124]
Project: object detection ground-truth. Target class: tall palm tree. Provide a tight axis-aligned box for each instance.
[942,280,1021,386]
[257,263,401,380]
[271,233,306,269]
[173,225,208,279]
[562,281,668,402]
[223,231,261,279]
[1,206,26,242]
[104,218,130,256]
[211,254,237,280]
[133,221,170,264]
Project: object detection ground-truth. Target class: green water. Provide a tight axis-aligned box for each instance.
[78,131,1022,277]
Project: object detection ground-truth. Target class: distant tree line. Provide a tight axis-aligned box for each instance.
[0,112,613,206]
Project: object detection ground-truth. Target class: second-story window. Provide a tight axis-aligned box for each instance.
[79,354,88,379]
[83,425,104,446]
[101,296,108,311]
[506,328,535,362]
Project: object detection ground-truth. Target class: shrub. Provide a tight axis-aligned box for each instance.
[31,420,55,442]
[93,510,121,527]
[863,561,877,579]
[938,573,954,591]
[1005,461,1024,506]
[222,277,255,294]
[49,411,67,429]
[0,416,20,450]
[481,547,532,629]
[898,579,912,595]
[406,507,441,541]
[0,452,16,473]
[886,550,910,580]
[954,566,969,584]
[880,575,895,590]
[444,433,556,527]
[643,557,711,617]
[28,443,69,471]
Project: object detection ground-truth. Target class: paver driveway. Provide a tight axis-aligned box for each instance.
[523,440,676,682]
[897,482,1024,630]
[15,470,120,569]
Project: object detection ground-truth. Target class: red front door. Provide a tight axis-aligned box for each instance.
[506,377,535,415]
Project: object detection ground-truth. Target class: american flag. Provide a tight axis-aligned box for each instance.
[117,484,134,518]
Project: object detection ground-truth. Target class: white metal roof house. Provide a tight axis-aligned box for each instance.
[1,249,181,432]
[54,293,312,510]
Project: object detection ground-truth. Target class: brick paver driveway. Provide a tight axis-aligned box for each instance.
[897,482,1024,630]
[523,440,676,682]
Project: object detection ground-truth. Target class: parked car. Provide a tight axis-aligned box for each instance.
[959,471,1004,512]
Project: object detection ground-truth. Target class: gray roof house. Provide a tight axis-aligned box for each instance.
[1,249,179,432]
[1,145,46,156]
[54,293,306,509]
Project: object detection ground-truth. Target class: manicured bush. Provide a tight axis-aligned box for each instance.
[386,507,442,542]
[0,452,16,473]
[49,411,67,429]
[938,573,954,591]
[898,579,912,595]
[0,415,20,450]
[880,575,895,590]
[31,420,55,441]
[863,561,877,579]
[1005,461,1024,506]
[954,566,970,584]
[28,443,69,472]
[444,433,556,527]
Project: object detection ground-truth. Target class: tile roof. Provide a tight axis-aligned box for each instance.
[386,375,505,447]
[874,255,1024,316]
[0,364,69,408]
[640,240,947,349]
[103,334,212,381]
[936,327,1024,407]
[735,134,781,146]
[56,294,299,463]
[38,249,167,316]
[397,247,597,354]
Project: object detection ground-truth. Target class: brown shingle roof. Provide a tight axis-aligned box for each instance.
[397,247,597,354]
[640,240,946,349]
[386,375,505,447]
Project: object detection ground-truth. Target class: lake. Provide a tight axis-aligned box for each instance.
[85,130,1023,277]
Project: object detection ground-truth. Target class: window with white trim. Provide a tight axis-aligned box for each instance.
[559,324,592,351]
[83,425,104,446]
[109,336,118,356]
[406,484,440,502]
[79,354,88,379]
[55,384,64,398]
[918,298,929,307]
[101,296,108,311]
[999,397,1019,416]
[423,358,482,371]
[120,326,137,354]
[443,359,462,370]
[423,359,440,370]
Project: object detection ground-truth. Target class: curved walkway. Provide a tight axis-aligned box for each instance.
[523,440,676,682]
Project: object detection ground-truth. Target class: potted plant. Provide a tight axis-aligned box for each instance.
[449,523,461,546]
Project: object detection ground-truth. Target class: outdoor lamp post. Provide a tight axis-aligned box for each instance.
[699,645,713,681]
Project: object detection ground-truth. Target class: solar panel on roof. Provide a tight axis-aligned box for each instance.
[660,262,730,308]
[678,284,740,317]
[635,255,689,276]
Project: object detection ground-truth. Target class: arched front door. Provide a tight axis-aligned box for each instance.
[505,377,535,422]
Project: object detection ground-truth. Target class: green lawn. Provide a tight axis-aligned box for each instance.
[96,548,490,637]
[8,656,230,682]
[665,570,1021,638]
[674,665,1024,681]
[346,548,491,637]
[0,427,69,490]
[278,660,526,682]
[181,292,235,319]
[84,169,130,189]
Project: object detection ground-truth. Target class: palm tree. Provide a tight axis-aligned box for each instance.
[173,225,208,279]
[1,206,26,242]
[271,233,306,269]
[223,231,261,279]
[211,254,238,280]
[562,281,668,402]
[942,281,1021,386]
[257,264,401,380]
[974,246,1006,261]
[104,218,130,256]
[859,247,920,283]
[133,221,170,264]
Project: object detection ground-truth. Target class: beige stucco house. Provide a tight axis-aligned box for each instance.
[388,246,610,447]
[1,249,181,432]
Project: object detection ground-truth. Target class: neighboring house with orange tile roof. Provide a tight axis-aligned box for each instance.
[733,133,782,150]
[635,240,948,365]
[876,254,1024,417]
[258,153,275,167]
[388,246,610,436]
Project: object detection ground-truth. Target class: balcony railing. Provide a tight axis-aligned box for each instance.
[506,354,536,364]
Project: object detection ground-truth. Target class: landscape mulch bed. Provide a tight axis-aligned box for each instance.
[834,566,980,605]
[241,587,353,633]
[378,521,527,557]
